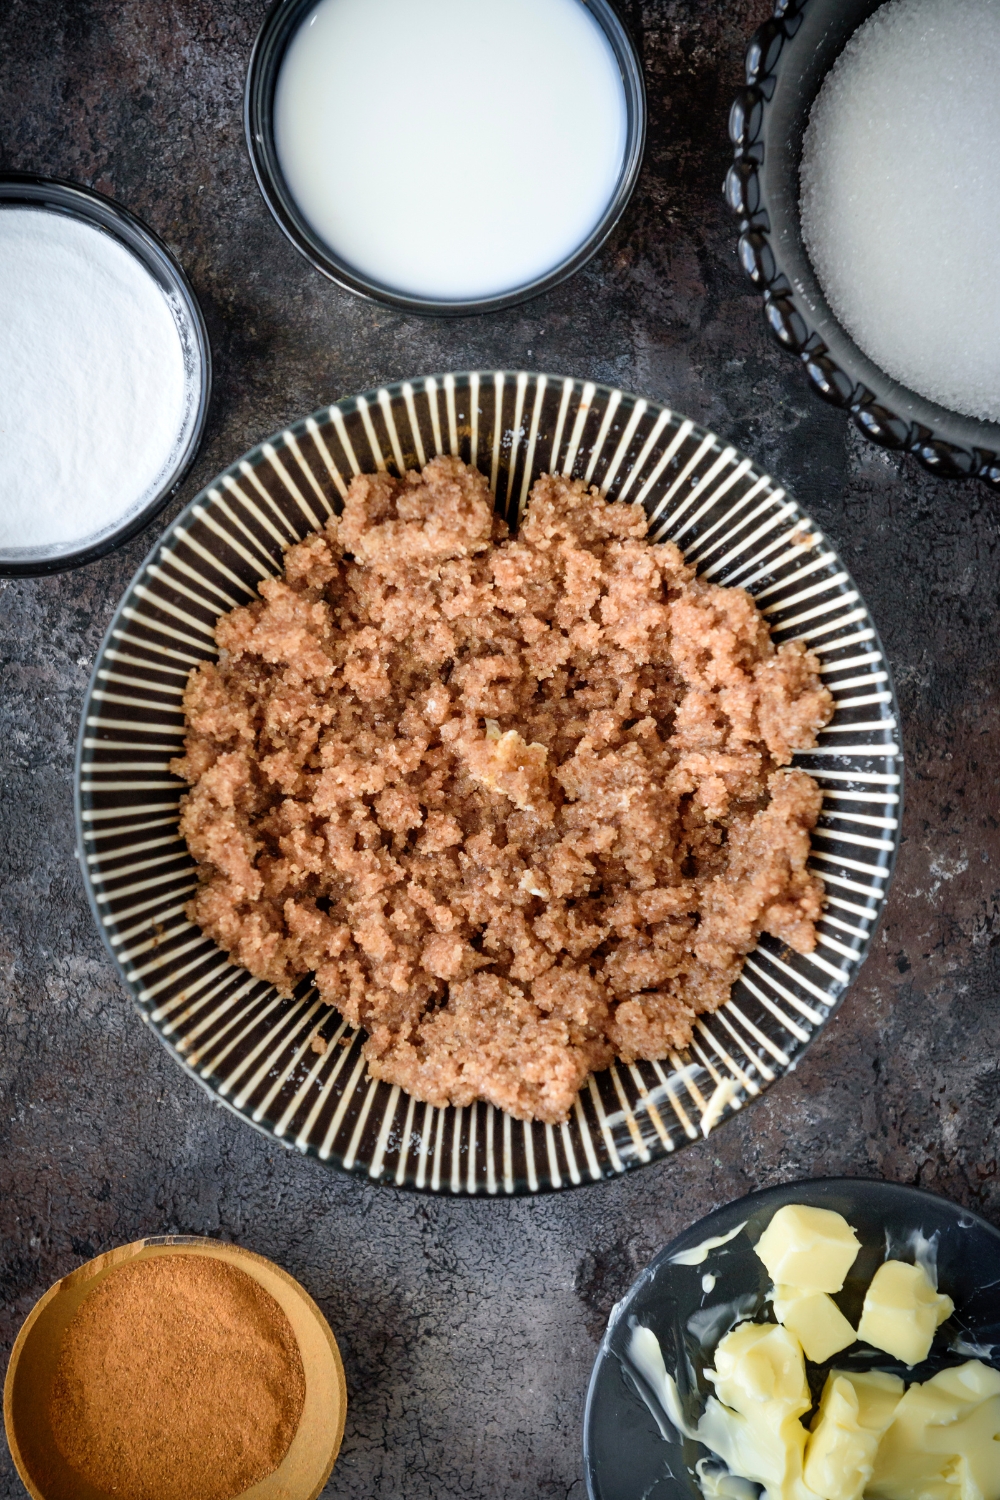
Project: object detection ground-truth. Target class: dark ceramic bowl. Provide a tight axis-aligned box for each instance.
[726,0,1000,487]
[584,1177,1000,1500]
[75,372,902,1194]
[244,0,646,317]
[0,175,212,577]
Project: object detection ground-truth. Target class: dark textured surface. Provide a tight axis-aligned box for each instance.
[1,3,998,1498]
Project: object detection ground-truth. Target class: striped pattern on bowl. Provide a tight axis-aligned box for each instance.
[75,372,902,1194]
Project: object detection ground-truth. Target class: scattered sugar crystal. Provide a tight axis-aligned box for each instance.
[800,0,1000,422]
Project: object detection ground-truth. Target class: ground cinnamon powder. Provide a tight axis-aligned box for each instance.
[48,1255,306,1500]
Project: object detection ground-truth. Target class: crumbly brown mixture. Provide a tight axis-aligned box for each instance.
[172,457,834,1123]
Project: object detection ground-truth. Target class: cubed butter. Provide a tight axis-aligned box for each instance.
[698,1323,817,1500]
[802,1370,904,1500]
[840,1367,909,1434]
[868,1360,1000,1500]
[754,1205,861,1293]
[857,1259,954,1366]
[708,1322,812,1419]
[699,1396,815,1500]
[772,1288,856,1363]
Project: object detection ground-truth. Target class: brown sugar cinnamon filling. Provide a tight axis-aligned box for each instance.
[171,457,834,1124]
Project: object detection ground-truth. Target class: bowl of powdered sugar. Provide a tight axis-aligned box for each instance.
[726,0,1000,484]
[0,176,211,575]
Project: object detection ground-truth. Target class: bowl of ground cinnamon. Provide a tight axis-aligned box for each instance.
[3,1237,346,1500]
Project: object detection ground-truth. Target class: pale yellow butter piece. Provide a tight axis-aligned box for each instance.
[708,1322,812,1419]
[868,1360,1000,1500]
[698,1399,817,1500]
[754,1205,861,1293]
[772,1287,856,1364]
[699,1323,819,1500]
[841,1367,908,1434]
[856,1259,954,1366]
[802,1369,904,1500]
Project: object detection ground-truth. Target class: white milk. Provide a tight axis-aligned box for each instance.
[273,0,628,301]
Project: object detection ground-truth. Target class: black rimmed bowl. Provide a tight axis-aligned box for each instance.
[76,371,902,1195]
[726,0,1000,487]
[244,0,646,316]
[584,1177,1000,1500]
[0,176,212,577]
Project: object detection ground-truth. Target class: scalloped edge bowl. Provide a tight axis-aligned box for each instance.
[726,0,1000,486]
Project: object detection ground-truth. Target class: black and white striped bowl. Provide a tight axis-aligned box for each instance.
[76,372,902,1195]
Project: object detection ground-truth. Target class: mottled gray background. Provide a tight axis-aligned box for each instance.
[2,2,998,1497]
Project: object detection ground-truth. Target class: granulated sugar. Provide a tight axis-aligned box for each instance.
[800,0,1000,422]
[0,207,189,557]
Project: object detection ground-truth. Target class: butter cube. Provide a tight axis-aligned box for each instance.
[857,1259,954,1366]
[708,1322,812,1419]
[843,1367,910,1433]
[926,1389,1000,1500]
[772,1288,856,1364]
[698,1397,814,1500]
[803,1370,904,1500]
[699,1323,815,1500]
[868,1360,1000,1500]
[754,1205,861,1293]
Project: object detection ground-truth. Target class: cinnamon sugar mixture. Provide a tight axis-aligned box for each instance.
[172,457,834,1123]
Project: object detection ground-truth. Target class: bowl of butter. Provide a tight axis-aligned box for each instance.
[583,1178,1000,1500]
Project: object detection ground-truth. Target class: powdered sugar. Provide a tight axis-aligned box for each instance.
[800,0,1000,423]
[0,207,190,558]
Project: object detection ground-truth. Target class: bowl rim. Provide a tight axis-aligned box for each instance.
[0,173,213,578]
[73,370,904,1194]
[3,1235,347,1500]
[726,0,1000,486]
[582,1175,1000,1500]
[243,0,647,317]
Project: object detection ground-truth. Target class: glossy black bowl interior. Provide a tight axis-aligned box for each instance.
[584,1177,1000,1500]
[0,175,212,577]
[726,0,1000,485]
[245,0,646,317]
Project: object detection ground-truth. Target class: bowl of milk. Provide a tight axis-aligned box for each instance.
[245,0,645,315]
[726,0,1000,486]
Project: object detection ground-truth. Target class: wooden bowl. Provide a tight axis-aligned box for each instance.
[3,1236,347,1500]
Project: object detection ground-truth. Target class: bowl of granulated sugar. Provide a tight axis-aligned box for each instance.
[3,1236,347,1500]
[0,176,211,575]
[727,0,1000,484]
